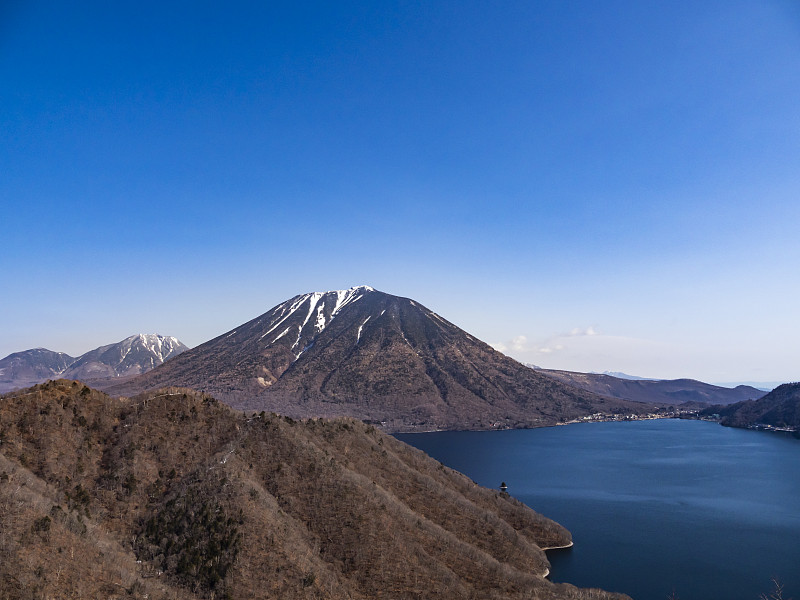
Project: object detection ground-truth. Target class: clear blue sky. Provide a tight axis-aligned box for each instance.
[2,1,799,384]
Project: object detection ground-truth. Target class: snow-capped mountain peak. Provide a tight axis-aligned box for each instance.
[122,334,186,363]
[60,334,190,379]
[109,286,648,431]
[0,334,189,392]
[254,286,377,358]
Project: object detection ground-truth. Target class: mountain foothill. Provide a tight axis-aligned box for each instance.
[538,369,766,409]
[702,382,800,432]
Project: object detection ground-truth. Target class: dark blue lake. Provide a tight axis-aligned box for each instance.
[396,419,800,600]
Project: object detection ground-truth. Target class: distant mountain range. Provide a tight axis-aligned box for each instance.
[104,286,653,431]
[711,381,780,392]
[702,382,800,431]
[0,334,188,393]
[593,371,658,381]
[0,348,75,392]
[537,369,765,407]
[526,366,657,381]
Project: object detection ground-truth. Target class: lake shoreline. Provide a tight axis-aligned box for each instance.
[398,419,800,600]
[542,541,574,579]
[542,541,575,551]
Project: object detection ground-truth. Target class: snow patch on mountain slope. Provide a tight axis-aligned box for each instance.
[357,316,371,344]
[292,325,304,351]
[315,302,327,331]
[260,295,308,339]
[271,327,291,344]
[331,286,367,317]
[300,293,324,330]
[263,287,376,349]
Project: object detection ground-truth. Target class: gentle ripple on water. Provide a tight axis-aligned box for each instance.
[397,419,800,600]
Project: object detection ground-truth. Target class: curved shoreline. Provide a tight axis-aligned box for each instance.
[541,540,574,551]
[541,541,574,579]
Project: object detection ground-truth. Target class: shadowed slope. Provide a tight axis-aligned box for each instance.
[704,382,800,430]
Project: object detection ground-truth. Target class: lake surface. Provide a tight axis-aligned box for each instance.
[396,419,800,600]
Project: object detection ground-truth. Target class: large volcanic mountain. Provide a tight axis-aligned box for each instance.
[107,286,652,430]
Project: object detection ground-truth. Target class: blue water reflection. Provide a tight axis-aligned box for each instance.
[397,419,800,600]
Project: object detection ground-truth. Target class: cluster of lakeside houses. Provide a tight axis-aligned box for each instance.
[563,408,700,425]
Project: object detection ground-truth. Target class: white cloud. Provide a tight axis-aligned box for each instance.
[498,329,678,379]
[568,326,597,337]
[511,335,527,351]
[494,326,740,380]
[495,327,597,357]
[533,326,597,355]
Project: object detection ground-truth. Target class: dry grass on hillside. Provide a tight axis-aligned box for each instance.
[0,380,630,600]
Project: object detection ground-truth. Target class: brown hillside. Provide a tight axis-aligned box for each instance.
[0,380,629,600]
[704,382,800,430]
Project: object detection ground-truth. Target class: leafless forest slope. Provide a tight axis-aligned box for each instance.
[0,380,629,600]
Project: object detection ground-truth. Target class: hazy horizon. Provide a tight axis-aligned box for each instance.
[2,2,799,384]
